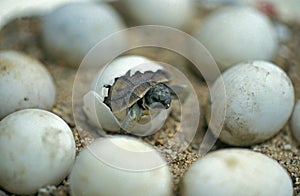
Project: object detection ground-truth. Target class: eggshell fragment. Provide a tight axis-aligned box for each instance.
[208,61,294,146]
[193,6,278,70]
[41,2,125,67]
[291,99,300,143]
[69,136,172,196]
[83,91,120,132]
[181,149,293,196]
[0,50,56,119]
[0,109,76,195]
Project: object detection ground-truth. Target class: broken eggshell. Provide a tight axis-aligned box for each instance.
[83,55,171,135]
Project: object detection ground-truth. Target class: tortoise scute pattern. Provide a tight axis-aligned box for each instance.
[103,69,171,122]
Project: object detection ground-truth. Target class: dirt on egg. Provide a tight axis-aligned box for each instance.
[0,3,299,196]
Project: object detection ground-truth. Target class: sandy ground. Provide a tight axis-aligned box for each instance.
[0,3,299,196]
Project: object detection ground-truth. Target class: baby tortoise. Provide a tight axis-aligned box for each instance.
[103,69,188,130]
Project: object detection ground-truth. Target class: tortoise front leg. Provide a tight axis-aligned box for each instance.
[121,103,143,131]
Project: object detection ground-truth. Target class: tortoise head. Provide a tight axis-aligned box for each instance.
[144,83,172,109]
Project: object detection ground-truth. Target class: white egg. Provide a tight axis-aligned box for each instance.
[208,61,294,146]
[83,55,169,134]
[0,50,56,119]
[0,109,76,195]
[193,6,278,71]
[123,0,195,29]
[181,149,293,196]
[41,2,125,67]
[291,99,300,143]
[69,136,172,196]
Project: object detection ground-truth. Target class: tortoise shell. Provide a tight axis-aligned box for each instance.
[103,69,170,121]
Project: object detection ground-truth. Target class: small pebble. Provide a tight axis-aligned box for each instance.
[283,144,292,150]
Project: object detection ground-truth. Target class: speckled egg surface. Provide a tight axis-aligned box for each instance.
[181,149,293,196]
[0,50,56,119]
[0,109,76,195]
[208,60,294,146]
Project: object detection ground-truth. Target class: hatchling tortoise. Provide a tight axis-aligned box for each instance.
[103,69,188,130]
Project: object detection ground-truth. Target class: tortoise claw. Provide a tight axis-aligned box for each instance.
[103,84,111,88]
[121,103,143,132]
